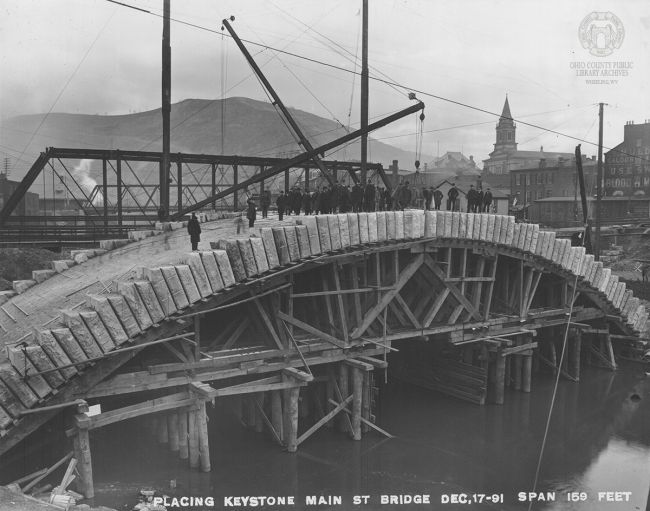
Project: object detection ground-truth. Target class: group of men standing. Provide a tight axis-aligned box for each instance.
[267,180,492,221]
[422,183,493,213]
[274,181,400,220]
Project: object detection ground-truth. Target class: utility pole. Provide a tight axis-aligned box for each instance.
[160,0,171,220]
[360,0,369,185]
[595,102,604,260]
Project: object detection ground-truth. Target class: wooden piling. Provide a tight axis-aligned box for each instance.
[188,409,199,469]
[495,351,506,405]
[245,396,256,428]
[168,413,180,452]
[338,363,349,433]
[351,367,363,440]
[570,329,582,381]
[197,401,210,472]
[522,355,532,393]
[157,413,169,444]
[361,372,371,433]
[231,395,243,424]
[271,390,283,444]
[178,411,189,460]
[255,393,265,433]
[513,355,522,391]
[283,386,300,453]
[325,367,335,429]
[73,416,94,499]
[549,340,557,373]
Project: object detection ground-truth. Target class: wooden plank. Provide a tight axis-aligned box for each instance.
[332,264,349,342]
[394,293,421,328]
[297,395,353,446]
[501,342,538,356]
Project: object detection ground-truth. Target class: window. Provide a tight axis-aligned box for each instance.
[525,191,531,203]
[515,174,521,186]
[546,189,552,197]
[526,175,531,185]
[537,173,543,185]
[536,190,543,200]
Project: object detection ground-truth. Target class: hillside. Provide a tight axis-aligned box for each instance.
[1,97,427,184]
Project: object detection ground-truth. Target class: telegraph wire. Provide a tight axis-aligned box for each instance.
[101,0,649,165]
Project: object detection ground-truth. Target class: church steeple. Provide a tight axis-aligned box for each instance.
[493,95,517,154]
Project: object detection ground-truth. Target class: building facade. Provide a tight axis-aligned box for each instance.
[510,157,597,206]
[604,120,650,197]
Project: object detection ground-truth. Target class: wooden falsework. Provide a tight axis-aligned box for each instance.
[197,401,210,472]
[168,412,180,452]
[351,253,424,339]
[73,415,94,498]
[351,367,363,440]
[271,390,283,444]
[296,395,353,447]
[494,350,506,405]
[188,408,199,469]
[282,374,300,452]
[178,411,189,460]
[570,329,582,381]
[338,363,350,433]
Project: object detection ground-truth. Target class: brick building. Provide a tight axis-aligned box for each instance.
[604,120,650,197]
[510,157,597,206]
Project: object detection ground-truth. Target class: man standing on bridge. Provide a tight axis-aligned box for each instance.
[276,190,287,221]
[433,186,443,210]
[187,213,201,251]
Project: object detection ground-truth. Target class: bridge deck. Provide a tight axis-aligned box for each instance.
[0,210,647,458]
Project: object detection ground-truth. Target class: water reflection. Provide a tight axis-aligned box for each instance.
[88,365,650,510]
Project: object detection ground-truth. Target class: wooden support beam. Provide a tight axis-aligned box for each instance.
[72,416,94,498]
[157,413,168,444]
[423,255,482,321]
[178,411,189,460]
[570,329,582,381]
[271,390,284,444]
[500,342,538,356]
[350,265,364,329]
[494,350,506,405]
[525,271,542,315]
[331,399,394,438]
[520,267,535,320]
[351,367,363,440]
[253,298,284,350]
[197,401,210,472]
[296,395,353,446]
[277,311,347,348]
[422,288,450,327]
[351,253,424,339]
[332,264,349,342]
[282,375,300,452]
[222,321,248,351]
[394,293,421,329]
[522,355,532,393]
[168,412,180,452]
[321,271,336,336]
[483,255,499,320]
[188,408,199,468]
[338,363,350,433]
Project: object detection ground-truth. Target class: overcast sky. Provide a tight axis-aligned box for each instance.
[1,0,649,167]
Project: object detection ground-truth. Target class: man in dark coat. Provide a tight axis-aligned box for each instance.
[302,191,312,216]
[423,186,433,210]
[339,185,351,213]
[364,183,376,212]
[292,187,302,216]
[477,188,484,213]
[378,187,386,211]
[384,187,393,211]
[276,190,287,221]
[187,213,201,251]
[433,186,443,210]
[447,183,459,211]
[260,189,271,219]
[351,183,363,212]
[312,188,320,214]
[483,188,493,213]
[466,185,478,213]
[246,199,257,228]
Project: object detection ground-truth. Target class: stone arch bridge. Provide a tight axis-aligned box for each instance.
[0,210,647,497]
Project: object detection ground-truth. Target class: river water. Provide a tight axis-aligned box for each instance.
[85,363,650,511]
